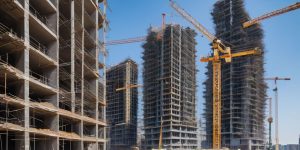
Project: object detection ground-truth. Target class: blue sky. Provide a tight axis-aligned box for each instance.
[104,0,300,144]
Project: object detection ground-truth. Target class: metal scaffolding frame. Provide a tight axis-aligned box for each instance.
[0,0,107,149]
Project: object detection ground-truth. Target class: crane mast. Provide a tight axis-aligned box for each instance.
[243,2,300,28]
[267,97,273,150]
[265,77,291,150]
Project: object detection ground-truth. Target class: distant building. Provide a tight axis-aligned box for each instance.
[106,59,138,150]
[197,119,206,149]
[143,24,198,149]
[274,144,300,150]
[282,144,299,150]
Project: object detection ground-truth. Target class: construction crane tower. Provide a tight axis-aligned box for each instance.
[265,77,291,150]
[267,97,273,150]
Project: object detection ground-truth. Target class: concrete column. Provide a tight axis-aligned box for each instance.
[80,0,85,149]
[70,0,76,113]
[95,0,100,147]
[24,0,30,149]
[178,27,182,148]
[102,1,107,149]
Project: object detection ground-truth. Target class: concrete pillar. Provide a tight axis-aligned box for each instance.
[80,0,84,149]
[71,0,76,113]
[23,0,30,149]
[102,1,107,149]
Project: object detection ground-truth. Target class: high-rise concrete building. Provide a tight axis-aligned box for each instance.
[203,0,266,149]
[143,24,198,150]
[0,0,107,149]
[106,59,138,150]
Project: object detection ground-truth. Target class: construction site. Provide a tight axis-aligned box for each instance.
[0,0,107,149]
[203,0,266,149]
[106,59,138,150]
[142,25,198,149]
[0,0,299,150]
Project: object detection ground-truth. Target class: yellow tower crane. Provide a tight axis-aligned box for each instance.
[169,0,261,149]
[243,2,300,28]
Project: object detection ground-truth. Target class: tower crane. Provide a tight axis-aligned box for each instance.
[243,2,300,28]
[264,77,291,150]
[105,13,167,46]
[266,97,273,150]
[169,0,261,149]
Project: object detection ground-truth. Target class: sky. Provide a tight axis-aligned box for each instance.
[103,0,300,144]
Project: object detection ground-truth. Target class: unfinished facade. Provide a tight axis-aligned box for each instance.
[106,59,138,150]
[143,25,198,150]
[0,0,107,149]
[203,0,266,149]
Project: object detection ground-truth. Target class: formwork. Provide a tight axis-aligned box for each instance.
[0,0,107,149]
[203,0,267,149]
[143,24,198,150]
[106,59,138,150]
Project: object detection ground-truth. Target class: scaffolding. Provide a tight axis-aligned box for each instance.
[0,0,107,149]
[203,0,267,149]
[106,59,138,150]
[142,24,198,150]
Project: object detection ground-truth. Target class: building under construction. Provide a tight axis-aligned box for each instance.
[143,25,198,150]
[203,0,266,149]
[0,0,107,149]
[106,59,138,150]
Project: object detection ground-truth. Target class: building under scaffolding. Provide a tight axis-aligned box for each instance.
[0,0,107,149]
[203,0,266,149]
[106,59,138,150]
[143,25,198,150]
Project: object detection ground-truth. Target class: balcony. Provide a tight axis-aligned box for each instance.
[29,11,56,37]
[29,70,57,95]
[84,63,98,79]
[84,81,96,101]
[98,81,105,105]
[29,0,56,14]
[0,0,24,20]
[84,9,95,29]
[0,54,24,82]
[0,23,25,53]
[84,29,97,49]
[29,37,57,67]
